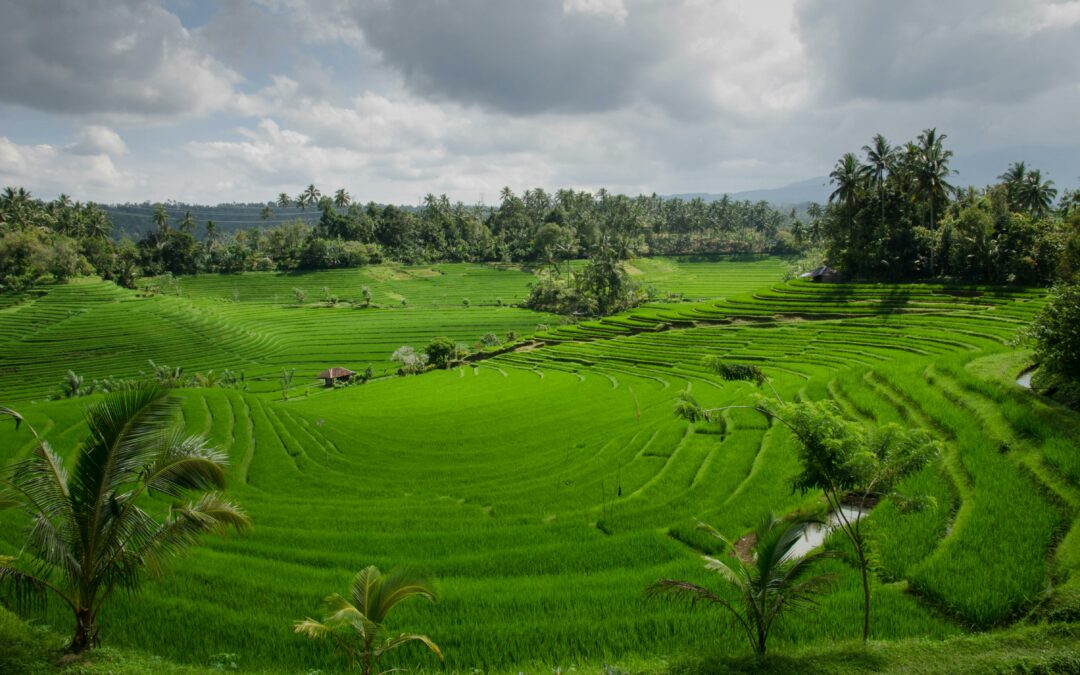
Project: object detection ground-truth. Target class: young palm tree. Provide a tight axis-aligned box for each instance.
[0,388,250,653]
[152,204,170,235]
[648,514,834,656]
[294,565,443,675]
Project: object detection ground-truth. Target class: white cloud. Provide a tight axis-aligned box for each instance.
[68,126,128,157]
[0,137,136,199]
[562,0,629,23]
[0,0,242,121]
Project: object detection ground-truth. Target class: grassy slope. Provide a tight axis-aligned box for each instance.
[4,606,1076,674]
[2,257,1079,672]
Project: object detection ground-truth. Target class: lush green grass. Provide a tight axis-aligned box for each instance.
[2,259,1078,672]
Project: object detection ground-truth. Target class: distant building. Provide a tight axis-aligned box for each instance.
[317,367,355,387]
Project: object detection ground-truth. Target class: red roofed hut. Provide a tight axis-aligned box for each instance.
[317,367,355,387]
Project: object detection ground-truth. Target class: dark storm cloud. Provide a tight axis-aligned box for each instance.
[796,0,1080,103]
[0,0,236,117]
[348,0,662,115]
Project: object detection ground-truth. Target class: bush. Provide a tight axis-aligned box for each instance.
[1029,283,1080,381]
[425,336,458,369]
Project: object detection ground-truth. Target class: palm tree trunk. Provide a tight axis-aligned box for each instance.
[70,606,97,653]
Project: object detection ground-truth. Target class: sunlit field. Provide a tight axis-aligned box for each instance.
[2,257,1078,672]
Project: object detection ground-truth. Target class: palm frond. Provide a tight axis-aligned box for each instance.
[293,618,333,639]
[70,387,176,536]
[376,632,443,661]
[645,579,725,605]
[0,557,54,612]
[141,431,229,498]
[374,568,437,620]
[351,565,384,619]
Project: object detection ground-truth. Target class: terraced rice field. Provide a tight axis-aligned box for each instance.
[2,258,1078,673]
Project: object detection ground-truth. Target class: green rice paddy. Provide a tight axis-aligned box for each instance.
[2,256,1078,673]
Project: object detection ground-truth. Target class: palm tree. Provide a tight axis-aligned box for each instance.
[828,153,862,211]
[1018,169,1057,217]
[277,193,292,209]
[303,184,321,208]
[152,204,170,235]
[861,134,894,229]
[0,389,250,653]
[260,206,273,221]
[334,189,351,209]
[294,565,443,675]
[648,514,834,655]
[998,161,1027,207]
[915,128,955,277]
[295,193,308,211]
[179,210,196,235]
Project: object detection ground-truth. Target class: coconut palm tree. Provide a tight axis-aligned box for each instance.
[277,193,292,209]
[861,134,894,229]
[294,565,443,674]
[295,193,308,211]
[828,153,862,211]
[152,204,170,235]
[647,514,834,656]
[998,161,1027,207]
[303,184,321,208]
[334,189,351,209]
[0,388,250,653]
[915,128,955,276]
[1018,169,1057,217]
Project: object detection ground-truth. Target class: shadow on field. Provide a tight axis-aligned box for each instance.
[667,647,887,674]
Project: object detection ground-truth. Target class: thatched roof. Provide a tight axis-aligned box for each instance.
[317,367,355,380]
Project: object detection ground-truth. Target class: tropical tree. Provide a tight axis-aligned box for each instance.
[914,128,955,276]
[179,211,196,236]
[334,189,351,209]
[647,514,834,655]
[1018,169,1058,217]
[677,360,938,642]
[260,206,273,221]
[152,204,169,236]
[0,388,250,653]
[294,565,443,675]
[999,161,1028,207]
[861,134,894,228]
[303,184,321,208]
[296,193,308,211]
[828,153,863,212]
[277,193,292,209]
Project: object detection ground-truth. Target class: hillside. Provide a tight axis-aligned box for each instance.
[1,258,1078,673]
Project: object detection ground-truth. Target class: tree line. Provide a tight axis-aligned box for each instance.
[813,129,1080,284]
[1,184,797,293]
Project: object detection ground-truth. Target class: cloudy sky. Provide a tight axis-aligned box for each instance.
[1,0,1078,205]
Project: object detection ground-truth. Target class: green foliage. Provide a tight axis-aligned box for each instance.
[648,515,835,655]
[294,565,442,675]
[0,389,250,652]
[424,336,459,369]
[1028,283,1080,381]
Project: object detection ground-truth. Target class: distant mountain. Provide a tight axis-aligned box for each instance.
[667,176,830,207]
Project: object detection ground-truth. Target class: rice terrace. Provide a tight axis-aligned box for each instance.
[2,2,1080,674]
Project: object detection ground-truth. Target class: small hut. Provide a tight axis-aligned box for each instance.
[317,367,355,387]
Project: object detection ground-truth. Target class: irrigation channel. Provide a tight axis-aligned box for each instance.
[1017,367,1036,389]
[789,506,866,558]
